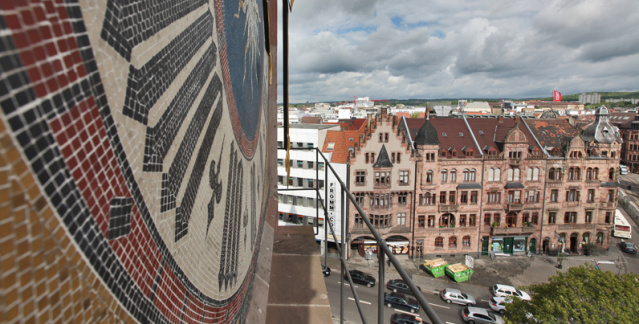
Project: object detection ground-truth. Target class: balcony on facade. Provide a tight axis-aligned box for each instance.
[491,225,537,235]
[507,203,524,211]
[438,204,459,213]
[509,159,522,167]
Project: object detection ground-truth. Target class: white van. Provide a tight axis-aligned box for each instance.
[620,165,629,175]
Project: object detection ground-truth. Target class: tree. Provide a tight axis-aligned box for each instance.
[505,264,639,324]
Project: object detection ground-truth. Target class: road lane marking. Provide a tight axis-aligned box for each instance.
[481,299,490,302]
[347,297,371,305]
[428,303,450,309]
[337,281,358,288]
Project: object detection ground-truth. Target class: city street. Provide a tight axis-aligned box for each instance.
[324,173,639,324]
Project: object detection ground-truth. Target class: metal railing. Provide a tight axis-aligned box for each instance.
[277,147,443,324]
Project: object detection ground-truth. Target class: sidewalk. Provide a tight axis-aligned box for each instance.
[326,245,621,296]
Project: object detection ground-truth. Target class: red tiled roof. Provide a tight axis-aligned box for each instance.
[466,117,541,153]
[322,128,366,164]
[524,119,582,150]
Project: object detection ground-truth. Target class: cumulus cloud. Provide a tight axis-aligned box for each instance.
[277,0,639,103]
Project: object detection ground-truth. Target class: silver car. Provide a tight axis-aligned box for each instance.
[461,306,504,324]
[440,288,476,305]
[489,296,511,315]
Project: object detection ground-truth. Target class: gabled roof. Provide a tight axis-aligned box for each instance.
[322,127,366,164]
[524,119,581,154]
[465,117,541,154]
[373,145,393,168]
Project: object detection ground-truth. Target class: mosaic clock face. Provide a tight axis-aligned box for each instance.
[1,0,270,322]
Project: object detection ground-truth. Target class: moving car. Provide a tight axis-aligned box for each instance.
[387,279,422,295]
[491,284,531,301]
[345,270,376,287]
[440,288,476,305]
[390,313,423,324]
[384,292,420,313]
[322,264,331,277]
[460,306,505,324]
[489,296,511,315]
[619,242,637,254]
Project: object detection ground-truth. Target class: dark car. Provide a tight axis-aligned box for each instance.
[345,270,376,287]
[387,279,422,295]
[384,292,420,313]
[322,264,331,277]
[619,242,637,254]
[390,313,423,324]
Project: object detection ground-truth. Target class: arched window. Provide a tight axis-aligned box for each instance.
[426,170,433,183]
[533,167,539,181]
[586,167,592,180]
[450,169,457,182]
[462,236,471,247]
[549,167,562,180]
[488,168,494,181]
[440,213,455,227]
[593,168,599,180]
[494,168,501,181]
[609,168,615,180]
[435,237,444,247]
[596,232,604,244]
[449,236,457,248]
[463,169,476,182]
[583,232,591,244]
[441,169,448,182]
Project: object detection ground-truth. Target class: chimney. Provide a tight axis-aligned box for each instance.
[498,116,504,123]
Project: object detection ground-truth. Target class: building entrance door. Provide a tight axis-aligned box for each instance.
[570,233,578,253]
[504,237,514,254]
[529,238,536,253]
[481,236,489,255]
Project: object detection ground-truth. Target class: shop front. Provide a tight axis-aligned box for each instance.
[490,236,528,255]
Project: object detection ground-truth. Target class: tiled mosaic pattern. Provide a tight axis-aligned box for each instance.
[1,0,274,323]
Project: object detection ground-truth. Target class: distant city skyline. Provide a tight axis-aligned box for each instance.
[277,0,639,103]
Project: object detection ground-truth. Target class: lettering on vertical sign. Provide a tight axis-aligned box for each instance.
[328,182,336,229]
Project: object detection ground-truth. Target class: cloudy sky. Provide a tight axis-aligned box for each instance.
[276,0,639,103]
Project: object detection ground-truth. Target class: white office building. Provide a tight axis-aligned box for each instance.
[277,124,348,253]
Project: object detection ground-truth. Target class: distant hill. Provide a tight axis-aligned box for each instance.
[535,91,639,102]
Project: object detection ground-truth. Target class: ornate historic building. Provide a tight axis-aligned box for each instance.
[342,107,621,258]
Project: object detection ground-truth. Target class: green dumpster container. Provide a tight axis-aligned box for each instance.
[423,258,448,278]
[445,263,474,282]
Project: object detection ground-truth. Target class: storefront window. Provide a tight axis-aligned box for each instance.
[513,237,526,252]
[491,238,503,253]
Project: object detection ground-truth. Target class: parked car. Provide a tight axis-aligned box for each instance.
[390,313,423,324]
[489,296,511,315]
[387,279,422,295]
[322,264,331,277]
[491,284,531,301]
[440,288,476,306]
[619,242,637,254]
[345,270,376,287]
[460,306,505,324]
[620,165,629,175]
[384,292,420,313]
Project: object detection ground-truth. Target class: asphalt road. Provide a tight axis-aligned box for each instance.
[323,275,498,324]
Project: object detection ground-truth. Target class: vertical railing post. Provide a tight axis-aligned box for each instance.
[378,245,385,324]
[340,187,345,324]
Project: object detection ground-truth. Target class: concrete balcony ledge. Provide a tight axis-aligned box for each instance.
[266,226,332,324]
